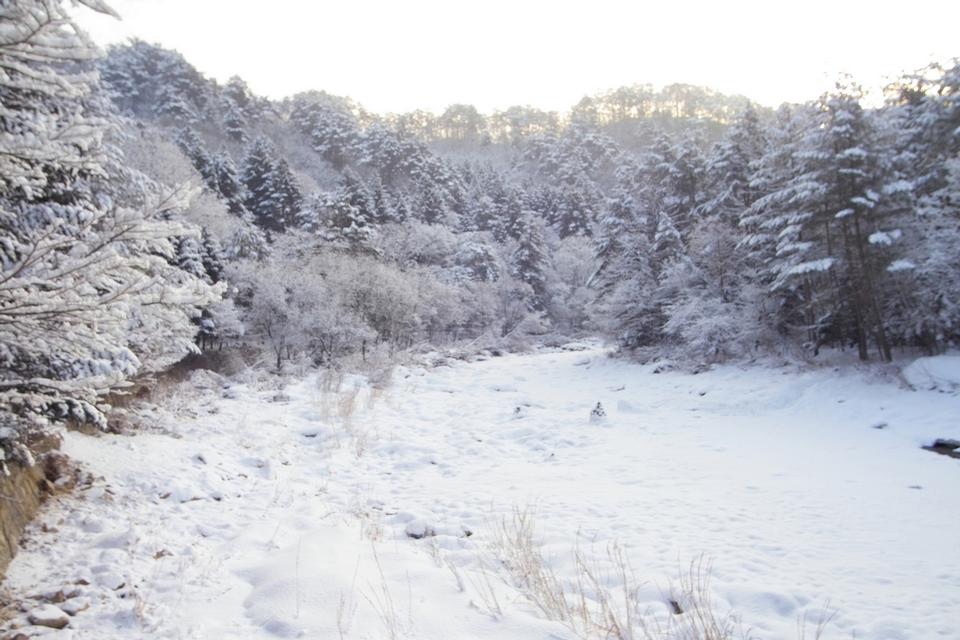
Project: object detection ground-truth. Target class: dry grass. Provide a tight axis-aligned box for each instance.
[796,604,837,640]
[487,507,835,640]
[313,360,397,458]
[362,545,412,640]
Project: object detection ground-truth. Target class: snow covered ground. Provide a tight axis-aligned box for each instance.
[3,343,960,639]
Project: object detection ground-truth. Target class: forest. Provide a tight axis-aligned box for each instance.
[2,0,959,463]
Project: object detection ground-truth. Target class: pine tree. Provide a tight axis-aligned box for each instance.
[511,211,550,310]
[416,183,455,226]
[765,83,893,360]
[290,97,360,170]
[175,128,217,191]
[325,169,376,252]
[591,188,640,298]
[368,176,394,224]
[101,40,209,122]
[880,62,960,350]
[200,229,226,283]
[241,137,302,234]
[653,210,687,271]
[492,186,524,243]
[176,235,208,280]
[552,181,598,238]
[222,97,248,143]
[212,152,246,215]
[223,75,257,118]
[591,188,659,348]
[699,105,765,226]
[269,155,304,229]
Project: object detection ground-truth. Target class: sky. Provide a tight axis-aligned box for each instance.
[75,0,959,115]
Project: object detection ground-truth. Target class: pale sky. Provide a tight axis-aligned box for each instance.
[75,0,958,115]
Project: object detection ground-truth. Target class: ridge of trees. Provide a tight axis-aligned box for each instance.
[3,7,958,461]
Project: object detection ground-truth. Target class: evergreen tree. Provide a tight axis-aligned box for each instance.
[699,105,765,226]
[591,188,640,299]
[511,211,550,310]
[552,181,598,238]
[222,97,248,143]
[212,152,247,215]
[241,137,302,234]
[175,128,217,191]
[324,169,376,252]
[766,83,893,360]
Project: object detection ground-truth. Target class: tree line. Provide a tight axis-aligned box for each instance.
[2,0,958,463]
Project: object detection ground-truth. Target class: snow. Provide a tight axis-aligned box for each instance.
[3,344,960,639]
[887,259,916,273]
[27,604,70,629]
[868,229,901,245]
[902,354,960,392]
[787,257,834,275]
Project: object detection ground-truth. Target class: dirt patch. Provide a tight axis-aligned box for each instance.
[0,462,46,578]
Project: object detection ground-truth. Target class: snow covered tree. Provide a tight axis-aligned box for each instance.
[699,105,765,226]
[551,181,598,238]
[453,239,501,283]
[878,62,960,350]
[222,97,248,143]
[175,128,217,191]
[0,0,222,460]
[591,188,640,299]
[511,211,550,310]
[323,169,377,252]
[241,137,302,234]
[760,83,895,360]
[211,151,247,215]
[223,75,258,119]
[290,95,360,170]
[100,39,209,122]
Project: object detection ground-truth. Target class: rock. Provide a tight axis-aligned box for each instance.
[61,597,91,616]
[404,519,436,539]
[41,453,75,490]
[95,571,126,590]
[27,605,69,629]
[923,438,960,459]
[185,369,228,391]
[34,588,65,603]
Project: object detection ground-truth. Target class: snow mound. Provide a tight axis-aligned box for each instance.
[902,354,960,392]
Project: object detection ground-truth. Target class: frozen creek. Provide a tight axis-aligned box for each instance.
[3,343,959,639]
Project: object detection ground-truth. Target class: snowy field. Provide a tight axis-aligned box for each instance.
[3,343,960,639]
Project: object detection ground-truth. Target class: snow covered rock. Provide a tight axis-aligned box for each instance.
[185,369,228,391]
[60,598,91,616]
[902,354,960,392]
[26,605,69,629]
[94,571,126,590]
[404,519,436,539]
